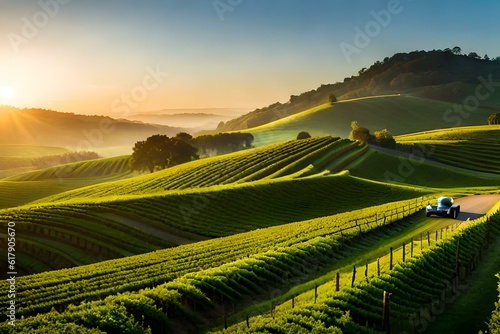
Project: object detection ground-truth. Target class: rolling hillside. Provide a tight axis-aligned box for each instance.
[242,95,495,147]
[34,136,366,203]
[0,156,133,209]
[209,50,500,134]
[395,125,500,174]
[0,144,71,178]
[0,106,186,155]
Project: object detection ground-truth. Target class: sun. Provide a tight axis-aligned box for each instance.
[0,86,15,100]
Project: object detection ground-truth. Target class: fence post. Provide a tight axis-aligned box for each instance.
[435,230,438,242]
[455,240,460,282]
[292,295,295,309]
[427,231,431,247]
[410,238,414,258]
[352,265,356,287]
[336,272,340,291]
[383,291,391,334]
[246,315,250,328]
[314,285,318,303]
[421,233,423,251]
[389,247,393,270]
[365,261,368,280]
[402,242,406,262]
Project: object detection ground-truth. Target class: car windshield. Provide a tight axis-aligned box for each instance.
[437,197,453,207]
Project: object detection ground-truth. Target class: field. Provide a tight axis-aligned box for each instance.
[1,122,500,333]
[396,125,500,174]
[241,96,495,146]
[0,145,71,178]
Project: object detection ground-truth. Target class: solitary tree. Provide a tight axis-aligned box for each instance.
[468,52,480,59]
[296,131,311,140]
[328,93,337,104]
[373,129,396,148]
[452,46,462,55]
[488,113,500,125]
[349,121,371,144]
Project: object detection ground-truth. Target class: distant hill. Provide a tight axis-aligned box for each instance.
[0,106,187,155]
[126,112,235,129]
[208,50,500,134]
[243,95,495,146]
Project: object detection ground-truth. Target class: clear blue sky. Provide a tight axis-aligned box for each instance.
[1,0,499,115]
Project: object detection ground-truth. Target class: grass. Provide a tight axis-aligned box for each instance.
[241,96,495,146]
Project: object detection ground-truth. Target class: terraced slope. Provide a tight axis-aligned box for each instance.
[396,125,500,174]
[34,136,366,203]
[0,174,427,275]
[0,144,70,178]
[348,148,500,188]
[0,156,133,209]
[0,194,432,331]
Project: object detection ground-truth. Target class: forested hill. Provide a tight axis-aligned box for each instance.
[0,106,185,150]
[209,49,500,134]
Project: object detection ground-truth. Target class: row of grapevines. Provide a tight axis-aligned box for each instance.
[0,196,432,321]
[224,206,500,333]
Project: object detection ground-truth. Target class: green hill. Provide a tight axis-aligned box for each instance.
[0,106,185,154]
[0,144,71,178]
[243,95,494,147]
[396,125,500,174]
[34,136,366,203]
[208,50,500,134]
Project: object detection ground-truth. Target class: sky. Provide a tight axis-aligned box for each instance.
[1,0,499,117]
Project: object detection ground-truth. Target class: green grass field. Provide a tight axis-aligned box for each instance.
[242,96,495,146]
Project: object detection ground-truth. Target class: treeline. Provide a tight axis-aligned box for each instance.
[130,132,254,173]
[32,151,100,169]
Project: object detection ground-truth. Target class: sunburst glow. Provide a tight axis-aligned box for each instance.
[0,86,15,100]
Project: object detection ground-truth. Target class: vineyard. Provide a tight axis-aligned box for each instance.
[0,195,434,332]
[32,136,367,203]
[1,124,500,333]
[349,148,500,188]
[489,275,500,333]
[4,155,132,181]
[0,173,428,275]
[222,204,500,333]
[396,125,500,174]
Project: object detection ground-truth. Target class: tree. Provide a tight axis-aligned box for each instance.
[452,46,462,55]
[373,129,396,148]
[468,52,480,59]
[484,54,490,61]
[349,121,371,144]
[129,134,198,173]
[488,113,500,125]
[296,131,311,140]
[327,93,337,104]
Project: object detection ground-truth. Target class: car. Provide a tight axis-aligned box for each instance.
[426,196,460,219]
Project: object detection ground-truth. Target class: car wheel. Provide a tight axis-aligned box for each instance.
[426,212,431,217]
[452,208,458,219]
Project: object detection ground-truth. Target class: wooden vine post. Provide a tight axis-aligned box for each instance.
[383,291,391,334]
